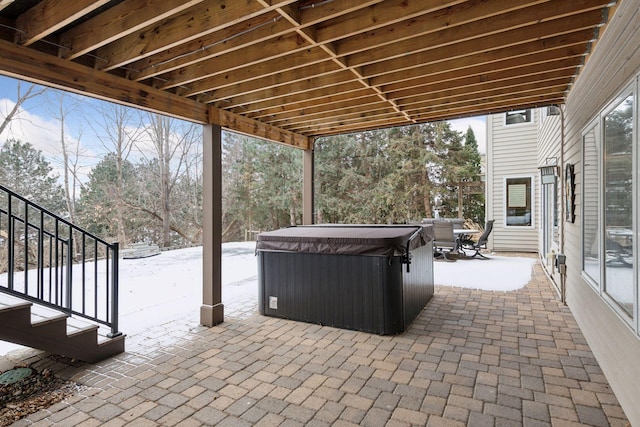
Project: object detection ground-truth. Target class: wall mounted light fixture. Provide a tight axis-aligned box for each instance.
[539,157,558,185]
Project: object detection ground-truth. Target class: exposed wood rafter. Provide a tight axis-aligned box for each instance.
[0,0,617,147]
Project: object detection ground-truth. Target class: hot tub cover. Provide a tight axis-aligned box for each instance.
[256,225,434,257]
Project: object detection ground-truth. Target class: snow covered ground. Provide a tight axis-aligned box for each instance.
[1,242,537,355]
[434,253,538,291]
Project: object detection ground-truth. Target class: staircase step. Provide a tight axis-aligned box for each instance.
[95,333,125,361]
[31,312,68,327]
[66,315,98,335]
[0,293,33,311]
[0,297,33,327]
[67,324,99,338]
[0,293,125,363]
[28,302,69,337]
[0,300,32,313]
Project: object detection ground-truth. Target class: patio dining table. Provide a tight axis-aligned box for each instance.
[453,229,479,254]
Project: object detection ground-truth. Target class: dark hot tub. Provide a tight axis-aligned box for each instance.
[256,225,434,335]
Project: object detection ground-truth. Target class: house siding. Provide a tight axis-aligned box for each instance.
[563,1,640,425]
[537,112,562,174]
[537,111,563,278]
[486,112,539,252]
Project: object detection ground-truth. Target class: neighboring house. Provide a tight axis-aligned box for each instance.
[486,108,540,252]
[486,105,563,262]
[486,2,640,422]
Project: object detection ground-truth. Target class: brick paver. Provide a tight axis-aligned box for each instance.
[5,260,630,426]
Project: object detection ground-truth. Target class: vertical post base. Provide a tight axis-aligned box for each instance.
[200,303,224,327]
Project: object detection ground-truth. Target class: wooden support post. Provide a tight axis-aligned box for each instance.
[201,124,224,326]
[303,144,314,225]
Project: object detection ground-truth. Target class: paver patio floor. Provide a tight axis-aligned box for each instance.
[4,261,630,426]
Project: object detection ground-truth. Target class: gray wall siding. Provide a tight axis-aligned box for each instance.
[563,1,640,425]
[486,113,539,251]
[537,112,562,173]
[537,111,563,274]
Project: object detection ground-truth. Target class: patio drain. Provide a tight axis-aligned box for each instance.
[0,367,32,385]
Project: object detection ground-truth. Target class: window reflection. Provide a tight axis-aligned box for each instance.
[505,109,532,125]
[505,177,532,226]
[583,125,599,284]
[604,94,634,316]
[553,180,559,244]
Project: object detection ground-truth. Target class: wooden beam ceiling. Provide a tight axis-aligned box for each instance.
[0,0,615,147]
[15,0,110,46]
[0,38,208,123]
[59,0,204,60]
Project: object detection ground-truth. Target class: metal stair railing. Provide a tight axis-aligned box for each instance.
[0,184,121,338]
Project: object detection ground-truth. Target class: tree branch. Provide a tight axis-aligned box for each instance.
[121,199,192,243]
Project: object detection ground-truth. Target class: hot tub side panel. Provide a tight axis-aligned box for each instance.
[402,244,434,328]
[258,251,404,334]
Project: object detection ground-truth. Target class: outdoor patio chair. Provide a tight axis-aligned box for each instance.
[451,218,464,230]
[461,220,494,259]
[605,238,633,267]
[432,220,457,260]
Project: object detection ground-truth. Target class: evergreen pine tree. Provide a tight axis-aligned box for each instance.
[461,126,485,224]
[0,139,65,213]
[77,153,138,239]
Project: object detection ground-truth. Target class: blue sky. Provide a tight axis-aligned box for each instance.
[0,75,110,165]
[0,75,174,182]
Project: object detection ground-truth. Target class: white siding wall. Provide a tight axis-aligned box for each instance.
[537,111,562,177]
[486,112,539,251]
[563,1,640,425]
[537,110,563,278]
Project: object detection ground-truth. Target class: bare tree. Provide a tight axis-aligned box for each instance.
[140,113,200,248]
[89,103,143,246]
[46,92,89,227]
[182,133,203,242]
[0,81,47,137]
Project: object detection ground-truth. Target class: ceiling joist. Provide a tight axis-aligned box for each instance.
[0,0,616,147]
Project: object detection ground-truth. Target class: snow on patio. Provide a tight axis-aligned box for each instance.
[434,254,538,291]
[1,242,538,355]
